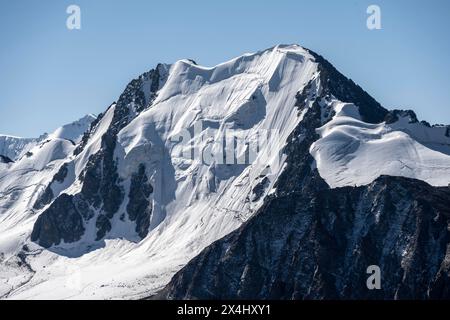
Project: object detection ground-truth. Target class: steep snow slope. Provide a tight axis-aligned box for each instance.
[0,115,95,298]
[310,102,450,187]
[0,115,95,215]
[1,45,319,299]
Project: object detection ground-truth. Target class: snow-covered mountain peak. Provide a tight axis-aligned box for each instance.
[50,114,96,143]
[0,44,319,299]
[1,44,449,300]
[153,44,314,109]
[0,114,95,163]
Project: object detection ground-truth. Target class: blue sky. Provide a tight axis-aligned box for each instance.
[1,0,449,137]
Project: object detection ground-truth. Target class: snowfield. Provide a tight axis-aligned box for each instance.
[310,101,450,187]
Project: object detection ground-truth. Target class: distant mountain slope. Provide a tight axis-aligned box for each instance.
[0,135,44,161]
[0,115,96,161]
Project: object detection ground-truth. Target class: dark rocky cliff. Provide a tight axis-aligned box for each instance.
[159,174,450,299]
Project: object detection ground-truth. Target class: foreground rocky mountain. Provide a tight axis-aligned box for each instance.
[1,45,449,299]
[160,175,450,299]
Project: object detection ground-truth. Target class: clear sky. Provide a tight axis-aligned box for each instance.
[1,0,449,137]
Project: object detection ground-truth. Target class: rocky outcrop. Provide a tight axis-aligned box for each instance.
[251,176,270,202]
[384,109,419,124]
[159,175,450,300]
[307,49,388,124]
[31,66,165,247]
[127,164,154,238]
[0,155,13,164]
[74,109,108,157]
[78,67,162,240]
[31,194,85,248]
[33,163,69,210]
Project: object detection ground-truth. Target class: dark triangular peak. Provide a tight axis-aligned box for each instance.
[384,109,419,124]
[0,154,14,164]
[306,49,388,124]
[384,109,450,131]
[73,64,167,157]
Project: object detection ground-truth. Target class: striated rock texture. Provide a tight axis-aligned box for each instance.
[31,194,85,248]
[159,175,450,299]
[158,51,450,299]
[127,164,154,238]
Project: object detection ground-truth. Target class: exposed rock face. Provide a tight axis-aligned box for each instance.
[384,109,419,124]
[74,110,107,157]
[307,50,388,124]
[30,194,85,248]
[80,132,124,241]
[157,53,450,299]
[160,175,450,300]
[251,176,270,202]
[127,164,153,238]
[33,163,69,210]
[31,66,164,247]
[0,155,13,164]
[95,214,112,241]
